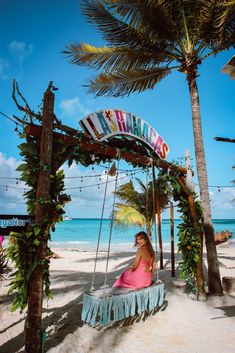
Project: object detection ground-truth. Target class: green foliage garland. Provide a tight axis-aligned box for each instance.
[7,135,71,312]
[158,169,203,290]
[174,190,203,291]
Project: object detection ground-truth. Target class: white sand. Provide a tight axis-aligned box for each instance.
[0,243,235,353]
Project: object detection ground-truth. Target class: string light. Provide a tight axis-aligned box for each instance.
[0,184,29,191]
[0,169,138,181]
[65,170,141,191]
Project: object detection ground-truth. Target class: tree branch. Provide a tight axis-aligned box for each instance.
[12,79,42,123]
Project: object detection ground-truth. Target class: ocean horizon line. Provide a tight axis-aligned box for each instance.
[66,217,235,221]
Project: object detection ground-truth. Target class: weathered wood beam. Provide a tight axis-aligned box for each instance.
[25,124,189,175]
[25,87,54,353]
[170,203,175,277]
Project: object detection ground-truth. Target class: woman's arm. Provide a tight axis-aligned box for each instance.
[131,248,142,271]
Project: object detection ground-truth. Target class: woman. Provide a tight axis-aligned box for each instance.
[113,231,156,289]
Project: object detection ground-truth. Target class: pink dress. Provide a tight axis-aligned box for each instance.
[112,258,153,289]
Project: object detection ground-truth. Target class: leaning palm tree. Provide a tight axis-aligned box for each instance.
[64,0,235,295]
[113,177,170,267]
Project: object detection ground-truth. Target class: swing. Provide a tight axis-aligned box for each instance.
[81,161,165,327]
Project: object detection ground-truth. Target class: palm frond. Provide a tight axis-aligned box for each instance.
[135,177,147,194]
[81,0,165,52]
[113,176,172,230]
[64,43,176,72]
[87,67,172,97]
[103,0,144,27]
[114,181,140,207]
[113,204,146,229]
[197,0,235,50]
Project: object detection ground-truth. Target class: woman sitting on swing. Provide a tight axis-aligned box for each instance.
[113,231,156,289]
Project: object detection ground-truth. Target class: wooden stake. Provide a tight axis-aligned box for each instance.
[25,83,55,353]
[177,176,205,295]
[156,199,164,270]
[170,202,175,277]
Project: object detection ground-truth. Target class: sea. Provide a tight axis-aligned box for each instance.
[50,218,235,252]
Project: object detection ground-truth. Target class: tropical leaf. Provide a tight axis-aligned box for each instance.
[81,0,162,51]
[113,204,146,229]
[113,176,172,230]
[88,67,171,97]
[64,43,175,73]
[114,181,140,207]
[67,0,235,86]
[197,0,235,50]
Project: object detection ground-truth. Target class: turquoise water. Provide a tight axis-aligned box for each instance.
[50,218,235,251]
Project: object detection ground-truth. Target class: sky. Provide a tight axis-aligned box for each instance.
[0,0,234,219]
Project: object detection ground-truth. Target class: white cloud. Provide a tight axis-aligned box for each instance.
[0,152,27,214]
[59,97,90,119]
[61,163,129,218]
[0,58,9,79]
[8,41,34,61]
[210,187,235,218]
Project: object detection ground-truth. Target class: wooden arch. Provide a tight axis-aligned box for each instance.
[12,83,204,353]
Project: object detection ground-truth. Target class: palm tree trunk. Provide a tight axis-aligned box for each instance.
[187,70,223,295]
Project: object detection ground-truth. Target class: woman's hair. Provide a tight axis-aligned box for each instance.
[134,231,155,257]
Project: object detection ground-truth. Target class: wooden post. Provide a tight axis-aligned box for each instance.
[177,176,205,296]
[152,165,163,269]
[170,202,175,277]
[157,200,164,270]
[25,83,55,353]
[188,193,205,296]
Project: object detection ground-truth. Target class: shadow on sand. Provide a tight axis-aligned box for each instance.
[1,249,234,353]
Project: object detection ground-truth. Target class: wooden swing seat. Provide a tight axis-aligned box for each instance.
[81,281,165,326]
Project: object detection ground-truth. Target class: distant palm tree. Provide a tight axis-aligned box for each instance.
[113,177,170,267]
[65,0,235,295]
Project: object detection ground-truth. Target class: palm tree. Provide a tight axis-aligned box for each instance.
[64,0,235,295]
[113,177,170,267]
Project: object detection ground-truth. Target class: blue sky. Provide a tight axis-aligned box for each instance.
[0,0,234,218]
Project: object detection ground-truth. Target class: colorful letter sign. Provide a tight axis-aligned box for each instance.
[80,109,169,159]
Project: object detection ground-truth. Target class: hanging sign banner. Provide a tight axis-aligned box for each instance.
[79,109,169,160]
[0,215,33,235]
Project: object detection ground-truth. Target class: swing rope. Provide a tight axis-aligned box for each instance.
[81,160,165,327]
[151,161,160,282]
[90,162,111,291]
[103,156,120,287]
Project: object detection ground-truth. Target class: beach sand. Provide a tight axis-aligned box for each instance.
[0,243,235,353]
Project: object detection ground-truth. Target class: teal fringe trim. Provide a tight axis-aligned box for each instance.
[81,282,165,326]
